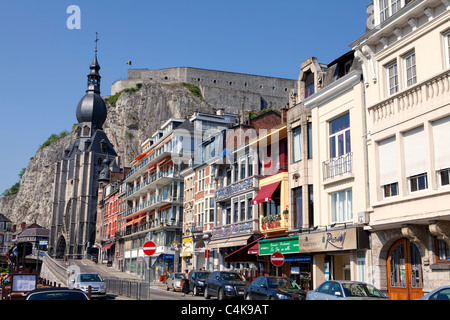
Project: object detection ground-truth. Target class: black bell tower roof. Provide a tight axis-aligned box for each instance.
[75,33,107,130]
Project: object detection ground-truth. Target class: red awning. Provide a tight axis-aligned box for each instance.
[133,152,147,161]
[224,237,264,263]
[252,181,281,205]
[102,243,114,251]
[247,242,259,255]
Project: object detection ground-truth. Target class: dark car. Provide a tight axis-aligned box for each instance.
[188,271,211,296]
[204,271,247,300]
[25,287,89,300]
[245,276,306,300]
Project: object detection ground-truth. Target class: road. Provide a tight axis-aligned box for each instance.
[64,259,207,300]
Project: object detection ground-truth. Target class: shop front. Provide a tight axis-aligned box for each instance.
[257,236,312,290]
[298,226,370,289]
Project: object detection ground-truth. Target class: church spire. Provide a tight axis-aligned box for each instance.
[76,33,107,130]
[87,32,101,94]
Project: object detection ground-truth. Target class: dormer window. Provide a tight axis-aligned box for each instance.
[379,0,403,23]
[305,71,315,98]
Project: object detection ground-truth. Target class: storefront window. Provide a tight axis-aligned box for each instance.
[435,238,450,262]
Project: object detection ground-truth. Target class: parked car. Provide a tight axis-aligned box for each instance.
[68,273,107,298]
[188,271,211,296]
[416,285,450,300]
[204,271,247,300]
[306,280,388,300]
[26,287,89,300]
[245,276,306,300]
[166,272,184,292]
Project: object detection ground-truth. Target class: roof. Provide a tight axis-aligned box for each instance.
[0,213,11,223]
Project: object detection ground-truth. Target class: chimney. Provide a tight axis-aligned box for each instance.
[281,105,289,124]
[21,222,26,230]
[216,108,224,116]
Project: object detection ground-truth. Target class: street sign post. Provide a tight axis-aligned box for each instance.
[271,252,284,276]
[271,252,284,267]
[143,241,156,256]
[143,240,156,300]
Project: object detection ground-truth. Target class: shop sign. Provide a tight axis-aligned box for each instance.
[298,228,358,253]
[215,178,252,201]
[258,237,299,256]
[212,222,252,237]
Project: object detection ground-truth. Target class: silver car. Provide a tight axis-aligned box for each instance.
[166,273,184,291]
[416,285,450,300]
[69,273,107,298]
[306,280,388,300]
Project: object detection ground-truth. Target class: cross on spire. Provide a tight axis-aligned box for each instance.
[94,32,99,54]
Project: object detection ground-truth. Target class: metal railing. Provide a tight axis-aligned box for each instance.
[322,152,352,180]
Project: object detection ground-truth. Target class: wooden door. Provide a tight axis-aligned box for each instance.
[387,238,424,300]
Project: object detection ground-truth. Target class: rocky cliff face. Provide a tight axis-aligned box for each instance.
[0,83,214,227]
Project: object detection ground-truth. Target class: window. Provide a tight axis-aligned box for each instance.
[445,31,450,68]
[435,238,450,262]
[438,168,450,187]
[294,187,303,229]
[331,189,352,223]
[240,201,245,221]
[382,182,399,198]
[409,173,428,192]
[305,72,315,98]
[379,0,389,22]
[293,126,302,162]
[403,51,417,87]
[379,0,403,22]
[247,154,253,177]
[378,137,399,198]
[233,201,238,223]
[246,198,252,220]
[225,204,231,224]
[239,157,246,180]
[307,122,313,159]
[329,113,351,159]
[433,117,450,187]
[403,127,427,193]
[386,61,399,96]
[209,198,214,223]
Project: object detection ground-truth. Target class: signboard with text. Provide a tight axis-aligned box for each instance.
[258,236,299,256]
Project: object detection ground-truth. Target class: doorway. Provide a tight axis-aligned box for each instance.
[387,238,424,300]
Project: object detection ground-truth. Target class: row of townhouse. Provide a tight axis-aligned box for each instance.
[94,0,450,299]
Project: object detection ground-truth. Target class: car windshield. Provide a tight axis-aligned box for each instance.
[342,283,385,298]
[220,273,245,281]
[28,292,88,300]
[195,272,210,280]
[79,274,103,282]
[268,277,300,290]
[173,274,183,279]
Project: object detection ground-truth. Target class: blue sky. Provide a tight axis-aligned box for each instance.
[0,0,372,194]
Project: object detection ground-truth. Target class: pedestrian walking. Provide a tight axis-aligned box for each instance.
[181,269,190,297]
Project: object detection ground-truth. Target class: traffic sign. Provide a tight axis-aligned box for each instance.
[143,241,156,256]
[271,252,284,267]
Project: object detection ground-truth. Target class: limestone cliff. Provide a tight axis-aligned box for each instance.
[0,83,214,227]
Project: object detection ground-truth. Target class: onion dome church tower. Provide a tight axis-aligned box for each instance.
[49,36,119,259]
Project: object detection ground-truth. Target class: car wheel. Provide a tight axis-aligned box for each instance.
[193,286,198,296]
[166,285,169,291]
[218,288,225,300]
[204,286,210,299]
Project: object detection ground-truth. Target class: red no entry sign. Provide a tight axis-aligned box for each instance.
[143,241,156,256]
[271,252,284,267]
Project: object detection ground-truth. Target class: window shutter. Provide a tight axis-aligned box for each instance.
[378,136,398,185]
[403,127,426,177]
[433,116,450,170]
